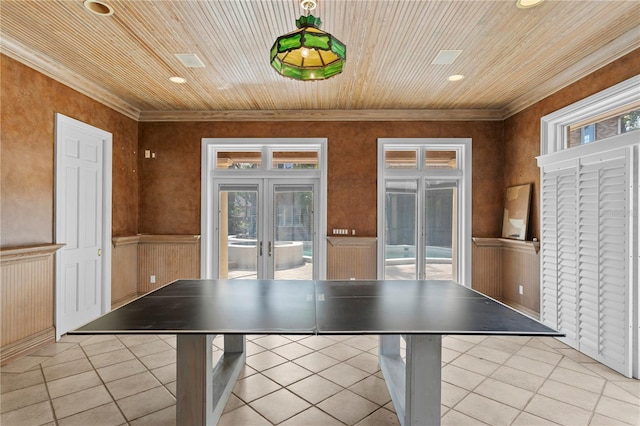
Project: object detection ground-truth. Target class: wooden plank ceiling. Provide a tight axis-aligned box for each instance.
[1,0,638,121]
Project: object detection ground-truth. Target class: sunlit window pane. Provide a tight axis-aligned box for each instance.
[425,150,457,169]
[567,108,640,149]
[216,151,262,169]
[385,150,417,169]
[272,151,318,169]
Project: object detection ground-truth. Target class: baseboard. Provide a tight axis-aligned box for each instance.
[0,327,55,366]
[112,293,142,309]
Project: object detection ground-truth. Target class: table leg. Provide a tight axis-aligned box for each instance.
[379,335,442,426]
[176,334,246,425]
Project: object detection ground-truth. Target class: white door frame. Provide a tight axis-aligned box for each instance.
[377,138,472,286]
[54,113,112,340]
[201,138,327,280]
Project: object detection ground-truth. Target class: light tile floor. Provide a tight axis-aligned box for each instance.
[1,333,638,425]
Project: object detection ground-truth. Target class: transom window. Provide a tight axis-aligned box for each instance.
[384,148,460,170]
[215,146,320,171]
[567,106,640,148]
[541,76,640,156]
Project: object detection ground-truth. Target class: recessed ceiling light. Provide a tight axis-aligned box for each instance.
[169,76,187,84]
[516,0,544,9]
[83,0,114,16]
[448,74,465,82]
[432,50,463,65]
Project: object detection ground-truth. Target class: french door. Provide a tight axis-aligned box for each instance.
[384,179,459,281]
[377,139,472,286]
[213,178,318,280]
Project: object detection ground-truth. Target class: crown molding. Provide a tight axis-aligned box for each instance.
[137,109,503,122]
[500,26,640,119]
[0,36,141,121]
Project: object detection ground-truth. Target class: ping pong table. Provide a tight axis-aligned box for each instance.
[72,279,561,426]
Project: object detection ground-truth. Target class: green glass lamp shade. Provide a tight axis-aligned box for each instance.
[270,14,346,81]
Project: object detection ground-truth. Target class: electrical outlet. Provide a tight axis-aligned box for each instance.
[518,285,523,295]
[150,275,156,284]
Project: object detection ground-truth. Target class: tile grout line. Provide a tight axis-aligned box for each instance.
[311,337,392,425]
[81,336,132,425]
[60,335,175,425]
[502,337,607,425]
[438,334,481,422]
[444,336,544,425]
[118,334,178,424]
[498,336,554,426]
[40,362,60,426]
[255,337,343,419]
[237,336,383,425]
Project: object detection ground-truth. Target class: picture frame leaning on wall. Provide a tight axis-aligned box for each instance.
[501,183,532,240]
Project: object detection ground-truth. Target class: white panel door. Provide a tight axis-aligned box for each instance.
[55,114,111,338]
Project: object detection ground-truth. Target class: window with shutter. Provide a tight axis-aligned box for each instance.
[539,140,636,378]
[539,77,638,378]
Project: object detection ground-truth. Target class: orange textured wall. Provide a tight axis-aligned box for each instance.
[138,120,504,238]
[4,48,635,247]
[503,49,640,240]
[0,55,139,247]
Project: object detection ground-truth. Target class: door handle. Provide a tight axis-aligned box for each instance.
[268,241,272,256]
[259,241,263,256]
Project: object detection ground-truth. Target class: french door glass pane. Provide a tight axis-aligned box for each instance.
[273,187,313,280]
[219,189,258,279]
[384,181,417,279]
[425,181,457,281]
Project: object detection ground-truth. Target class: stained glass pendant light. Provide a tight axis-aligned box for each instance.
[270,0,346,81]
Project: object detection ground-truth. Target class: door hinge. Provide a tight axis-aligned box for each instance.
[98,248,102,256]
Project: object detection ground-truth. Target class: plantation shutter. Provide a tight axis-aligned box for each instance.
[541,162,579,346]
[540,147,632,377]
[576,150,630,375]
